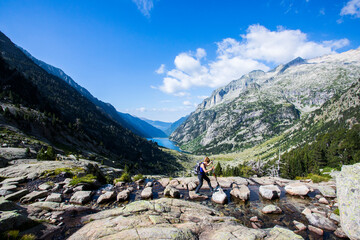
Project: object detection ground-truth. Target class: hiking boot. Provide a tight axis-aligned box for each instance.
[210,187,214,193]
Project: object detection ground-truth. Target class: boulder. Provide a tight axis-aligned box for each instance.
[261,204,282,214]
[334,227,348,238]
[70,191,93,204]
[266,225,304,240]
[229,177,248,186]
[308,225,323,235]
[145,181,153,188]
[97,191,116,204]
[29,201,61,211]
[187,181,197,191]
[336,162,360,240]
[284,183,310,196]
[0,147,28,161]
[4,189,29,201]
[52,183,63,191]
[318,197,329,205]
[73,185,86,192]
[45,193,62,203]
[217,178,233,188]
[164,185,180,198]
[158,178,170,187]
[259,185,281,200]
[251,177,276,185]
[169,179,180,186]
[0,198,19,211]
[0,184,17,192]
[329,213,340,223]
[0,210,34,232]
[293,220,306,231]
[20,190,48,203]
[117,189,130,202]
[141,187,153,199]
[189,191,208,200]
[199,224,266,240]
[305,212,337,231]
[318,185,336,198]
[211,188,227,204]
[301,207,312,216]
[38,182,53,190]
[230,185,250,201]
[0,176,27,185]
[0,185,17,196]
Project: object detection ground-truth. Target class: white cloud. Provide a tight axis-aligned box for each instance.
[155,64,166,74]
[136,107,146,112]
[323,39,350,50]
[340,0,360,17]
[157,24,349,95]
[174,92,190,97]
[132,0,154,17]
[196,48,207,59]
[183,101,192,106]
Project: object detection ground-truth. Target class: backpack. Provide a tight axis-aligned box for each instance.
[193,162,202,174]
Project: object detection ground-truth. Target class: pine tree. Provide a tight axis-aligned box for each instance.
[214,162,223,176]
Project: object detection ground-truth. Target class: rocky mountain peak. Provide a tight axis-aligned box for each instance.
[172,49,360,154]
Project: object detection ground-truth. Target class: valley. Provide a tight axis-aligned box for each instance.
[0,30,359,240]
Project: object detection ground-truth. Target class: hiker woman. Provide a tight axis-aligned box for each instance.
[195,157,214,195]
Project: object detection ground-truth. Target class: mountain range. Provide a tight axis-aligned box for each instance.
[170,49,360,155]
[0,31,182,174]
[19,47,168,139]
[143,116,188,136]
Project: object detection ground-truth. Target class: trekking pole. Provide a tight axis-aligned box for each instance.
[212,162,220,191]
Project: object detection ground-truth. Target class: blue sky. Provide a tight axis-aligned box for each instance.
[0,0,359,122]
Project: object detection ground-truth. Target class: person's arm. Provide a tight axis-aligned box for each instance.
[201,163,214,173]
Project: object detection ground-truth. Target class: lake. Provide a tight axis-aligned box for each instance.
[147,138,182,152]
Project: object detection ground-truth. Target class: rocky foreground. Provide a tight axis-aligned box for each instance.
[0,158,359,239]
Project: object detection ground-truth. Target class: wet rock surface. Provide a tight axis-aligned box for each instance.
[285,182,310,196]
[69,198,305,240]
[211,188,227,204]
[259,184,281,200]
[230,184,250,201]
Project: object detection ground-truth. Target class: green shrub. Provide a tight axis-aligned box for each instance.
[5,230,19,239]
[295,173,331,183]
[70,174,97,186]
[333,208,340,216]
[115,172,132,183]
[42,167,84,177]
[37,146,56,160]
[20,234,37,240]
[46,181,55,186]
[133,174,144,181]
